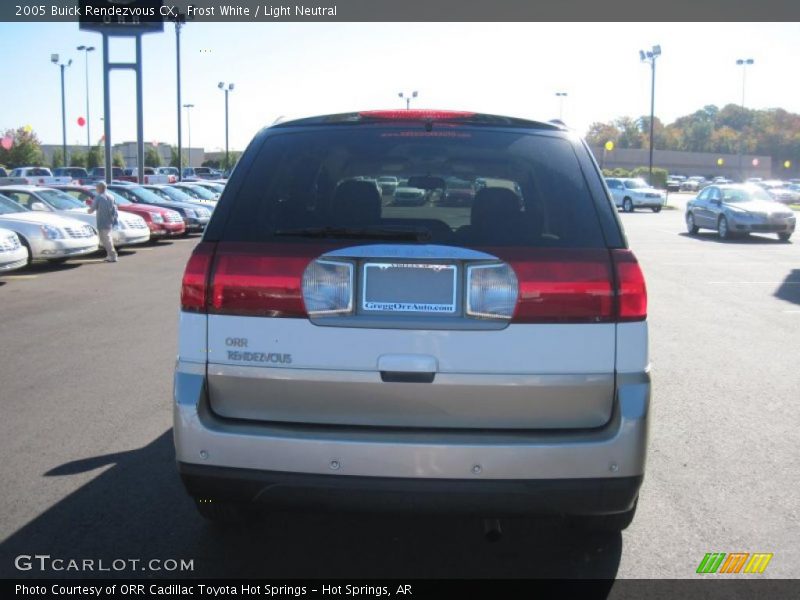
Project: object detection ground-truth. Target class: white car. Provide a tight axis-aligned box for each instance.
[0,186,150,247]
[0,227,29,272]
[605,177,666,212]
[0,194,99,264]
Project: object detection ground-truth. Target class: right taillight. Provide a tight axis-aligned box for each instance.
[612,249,647,321]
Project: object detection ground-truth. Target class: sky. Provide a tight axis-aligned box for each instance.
[1,22,799,152]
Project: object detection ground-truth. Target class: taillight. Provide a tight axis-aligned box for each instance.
[302,259,354,316]
[180,242,215,312]
[466,263,518,319]
[612,249,647,321]
[207,243,339,317]
[490,248,615,323]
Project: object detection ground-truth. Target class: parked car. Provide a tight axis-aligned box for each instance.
[174,109,649,531]
[685,184,796,241]
[2,166,73,186]
[52,167,90,183]
[155,166,179,183]
[666,175,686,192]
[108,184,207,233]
[57,185,185,240]
[172,182,220,203]
[376,176,399,195]
[391,185,427,206]
[143,185,215,221]
[181,166,221,180]
[0,193,99,264]
[88,167,127,181]
[0,227,29,272]
[605,177,666,212]
[756,180,800,204]
[437,178,476,206]
[679,176,709,192]
[0,185,149,248]
[187,181,225,195]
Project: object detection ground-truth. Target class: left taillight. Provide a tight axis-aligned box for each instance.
[180,242,215,312]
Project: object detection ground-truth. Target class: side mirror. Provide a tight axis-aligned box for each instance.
[710,198,721,206]
[31,202,49,212]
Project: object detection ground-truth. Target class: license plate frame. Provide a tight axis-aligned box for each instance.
[361,262,458,314]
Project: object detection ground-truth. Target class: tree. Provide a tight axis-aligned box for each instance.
[86,145,102,169]
[70,149,87,168]
[0,126,45,168]
[586,122,620,148]
[51,148,65,169]
[112,151,125,168]
[145,146,161,168]
[169,145,186,168]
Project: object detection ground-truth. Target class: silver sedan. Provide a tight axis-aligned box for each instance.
[686,184,796,242]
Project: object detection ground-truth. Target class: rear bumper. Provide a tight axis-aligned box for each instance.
[173,362,650,514]
[179,462,642,516]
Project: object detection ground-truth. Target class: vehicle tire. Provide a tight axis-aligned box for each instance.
[623,198,634,213]
[717,216,731,240]
[569,499,638,532]
[686,212,699,235]
[17,236,33,267]
[778,232,792,242]
[652,206,662,213]
[193,498,254,525]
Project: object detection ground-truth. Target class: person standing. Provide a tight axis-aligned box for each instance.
[88,181,119,263]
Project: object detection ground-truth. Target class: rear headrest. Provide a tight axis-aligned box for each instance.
[471,187,521,226]
[332,180,382,227]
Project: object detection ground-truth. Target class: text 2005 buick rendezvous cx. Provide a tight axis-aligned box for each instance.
[173,110,650,531]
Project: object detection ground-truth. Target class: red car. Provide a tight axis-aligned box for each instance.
[54,185,186,239]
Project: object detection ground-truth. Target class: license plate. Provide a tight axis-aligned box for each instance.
[362,262,457,313]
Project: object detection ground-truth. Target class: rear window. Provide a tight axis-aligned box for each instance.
[220,127,607,247]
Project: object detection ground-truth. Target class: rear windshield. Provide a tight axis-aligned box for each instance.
[220,127,606,247]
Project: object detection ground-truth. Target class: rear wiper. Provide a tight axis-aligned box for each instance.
[273,226,431,241]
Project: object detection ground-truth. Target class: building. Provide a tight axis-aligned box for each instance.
[590,147,773,180]
[39,143,205,169]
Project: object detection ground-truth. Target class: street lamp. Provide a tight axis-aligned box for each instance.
[736,58,755,180]
[218,82,234,170]
[51,53,72,167]
[555,92,568,120]
[639,44,661,186]
[398,90,418,110]
[76,45,95,154]
[183,103,194,167]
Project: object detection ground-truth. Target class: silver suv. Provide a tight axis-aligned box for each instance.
[174,110,650,531]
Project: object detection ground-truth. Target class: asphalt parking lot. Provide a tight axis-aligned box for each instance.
[1,198,798,579]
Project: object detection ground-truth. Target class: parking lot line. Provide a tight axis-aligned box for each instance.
[2,275,38,280]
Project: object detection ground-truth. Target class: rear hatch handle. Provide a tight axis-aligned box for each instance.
[378,354,438,383]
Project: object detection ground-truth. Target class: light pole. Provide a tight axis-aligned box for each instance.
[173,13,186,179]
[218,82,234,170]
[76,46,95,154]
[183,103,194,167]
[398,90,418,110]
[639,45,661,186]
[736,58,754,180]
[51,54,72,167]
[555,92,568,120]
